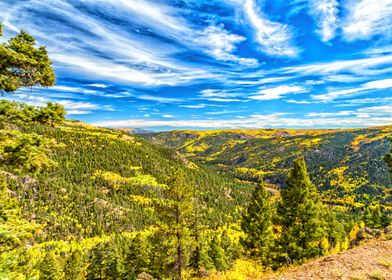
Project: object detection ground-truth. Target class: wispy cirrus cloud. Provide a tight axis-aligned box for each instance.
[1,91,113,115]
[1,0,392,129]
[308,105,392,119]
[198,89,245,102]
[313,78,392,102]
[199,24,259,66]
[1,0,252,87]
[342,0,392,41]
[284,54,392,76]
[308,0,339,42]
[244,0,299,57]
[336,97,392,106]
[250,85,307,101]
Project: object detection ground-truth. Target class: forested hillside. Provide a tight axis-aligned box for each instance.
[141,127,392,208]
[0,100,254,278]
[1,101,391,279]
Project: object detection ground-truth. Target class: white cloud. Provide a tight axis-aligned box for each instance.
[198,89,244,102]
[0,0,220,86]
[204,98,243,102]
[337,97,392,106]
[286,99,313,104]
[250,85,307,100]
[180,104,206,109]
[313,78,392,102]
[66,110,93,115]
[284,54,392,76]
[364,79,392,89]
[199,25,259,66]
[137,95,184,103]
[244,0,299,57]
[258,76,294,84]
[307,111,353,117]
[206,110,243,115]
[308,105,392,119]
[51,85,98,95]
[342,0,392,41]
[57,100,100,110]
[91,108,392,129]
[308,0,339,42]
[88,84,109,88]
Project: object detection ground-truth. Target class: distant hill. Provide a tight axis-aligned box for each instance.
[141,126,392,208]
[118,128,155,134]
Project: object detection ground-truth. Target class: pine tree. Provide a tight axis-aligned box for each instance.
[38,251,64,280]
[0,23,55,93]
[103,238,126,280]
[124,233,151,278]
[384,137,392,179]
[153,167,196,280]
[277,157,328,265]
[364,205,383,229]
[209,236,229,271]
[240,179,275,265]
[220,230,239,267]
[189,235,213,276]
[64,248,87,280]
[88,243,105,280]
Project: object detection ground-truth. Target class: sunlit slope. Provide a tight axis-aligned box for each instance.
[141,126,392,207]
[6,120,251,241]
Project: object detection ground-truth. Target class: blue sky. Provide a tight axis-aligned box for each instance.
[1,0,392,130]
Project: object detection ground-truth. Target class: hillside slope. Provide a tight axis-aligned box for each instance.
[0,102,251,241]
[141,127,392,208]
[262,238,392,280]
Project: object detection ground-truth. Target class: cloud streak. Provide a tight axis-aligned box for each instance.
[1,0,392,129]
[244,0,299,57]
[313,78,392,102]
[342,0,392,41]
[308,0,339,42]
[250,85,307,100]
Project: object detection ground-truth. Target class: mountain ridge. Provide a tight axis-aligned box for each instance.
[140,125,392,209]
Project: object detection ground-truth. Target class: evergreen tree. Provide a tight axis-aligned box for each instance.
[189,235,213,276]
[38,251,64,280]
[153,168,196,280]
[384,137,392,179]
[209,236,229,271]
[35,102,65,125]
[104,238,126,280]
[0,23,55,93]
[240,179,275,265]
[277,157,328,265]
[220,230,238,267]
[88,243,105,280]
[64,248,87,280]
[124,233,151,278]
[363,205,383,229]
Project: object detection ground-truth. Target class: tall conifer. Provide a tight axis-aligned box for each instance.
[240,179,275,265]
[277,157,328,265]
[384,137,392,178]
